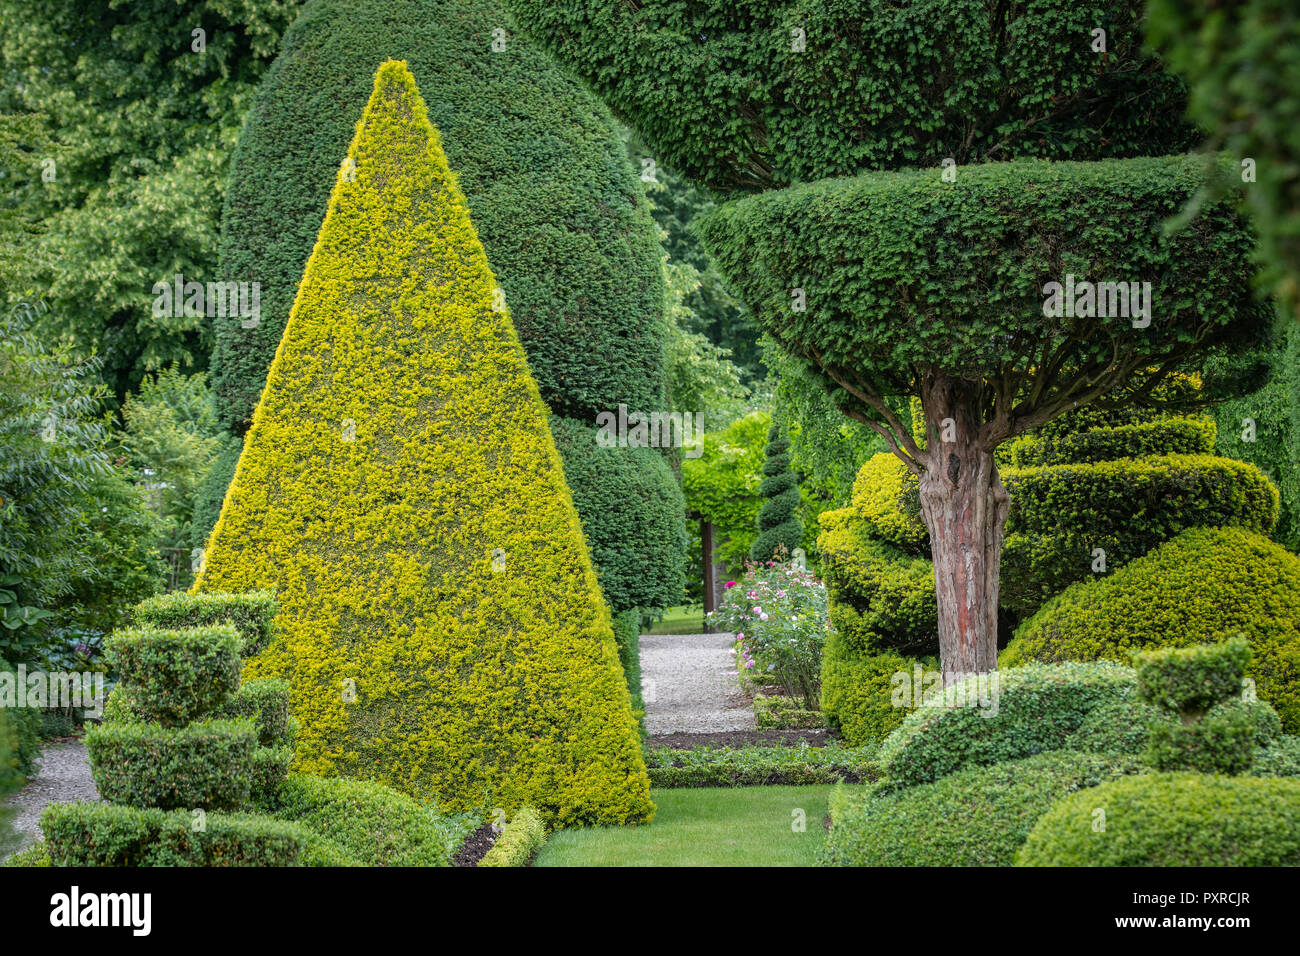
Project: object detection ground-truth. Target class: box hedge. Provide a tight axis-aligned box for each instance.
[822,751,1144,867]
[103,624,242,726]
[86,718,257,810]
[878,662,1139,788]
[1017,773,1300,866]
[132,591,279,659]
[479,806,546,867]
[42,802,306,867]
[195,62,652,826]
[1004,526,1300,732]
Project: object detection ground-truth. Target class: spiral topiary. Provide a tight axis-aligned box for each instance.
[750,423,803,562]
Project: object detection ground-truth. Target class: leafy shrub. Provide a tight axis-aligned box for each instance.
[1018,774,1300,866]
[1250,735,1300,778]
[104,625,241,726]
[504,0,1194,192]
[86,718,256,810]
[479,807,546,867]
[818,641,924,746]
[249,746,293,806]
[823,751,1144,867]
[712,558,826,707]
[264,774,466,868]
[0,663,40,776]
[1,842,50,867]
[1007,416,1216,467]
[643,742,879,788]
[1001,454,1277,616]
[753,695,825,730]
[547,417,685,613]
[195,63,652,826]
[213,678,291,746]
[132,590,278,659]
[42,802,306,867]
[1134,638,1252,715]
[1065,698,1169,756]
[1145,705,1257,775]
[1004,527,1300,732]
[878,662,1137,788]
[847,453,927,553]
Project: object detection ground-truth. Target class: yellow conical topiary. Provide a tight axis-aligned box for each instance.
[195,60,653,826]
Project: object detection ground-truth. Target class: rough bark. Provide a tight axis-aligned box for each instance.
[917,375,1011,685]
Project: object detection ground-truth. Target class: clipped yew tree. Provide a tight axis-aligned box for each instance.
[750,422,803,562]
[506,0,1270,682]
[208,0,684,615]
[196,60,653,827]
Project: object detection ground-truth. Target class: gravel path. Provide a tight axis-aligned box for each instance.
[2,739,99,855]
[640,632,755,735]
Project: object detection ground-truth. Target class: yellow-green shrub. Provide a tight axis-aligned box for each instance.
[194,61,652,827]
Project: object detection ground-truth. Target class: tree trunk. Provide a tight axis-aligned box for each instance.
[917,376,1011,686]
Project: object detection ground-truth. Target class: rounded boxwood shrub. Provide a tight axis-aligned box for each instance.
[822,751,1144,867]
[878,661,1138,787]
[848,452,927,553]
[104,625,242,726]
[86,718,257,810]
[1017,773,1300,866]
[1003,526,1300,732]
[265,774,465,867]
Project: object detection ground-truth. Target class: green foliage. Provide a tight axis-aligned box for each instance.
[479,806,546,867]
[1007,416,1217,466]
[878,662,1138,788]
[0,0,302,395]
[611,610,644,728]
[105,625,242,726]
[1209,326,1300,549]
[132,590,279,659]
[1018,773,1300,866]
[661,256,751,424]
[847,454,927,553]
[214,0,664,433]
[753,695,824,729]
[698,155,1268,440]
[1147,0,1300,314]
[42,802,307,867]
[1064,698,1169,756]
[1,842,49,866]
[213,678,292,747]
[190,433,242,550]
[823,751,1143,867]
[1005,527,1300,732]
[643,742,878,788]
[1250,735,1300,779]
[86,718,257,810]
[117,366,220,554]
[1145,705,1257,775]
[750,423,803,562]
[264,774,465,867]
[196,62,652,825]
[548,416,686,613]
[0,311,163,660]
[682,411,770,576]
[1002,453,1277,616]
[504,0,1193,193]
[1134,638,1252,715]
[818,641,924,746]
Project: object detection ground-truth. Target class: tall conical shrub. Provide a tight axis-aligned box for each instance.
[750,423,803,562]
[195,60,652,826]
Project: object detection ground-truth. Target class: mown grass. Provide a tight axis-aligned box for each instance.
[535,786,835,867]
[644,605,708,635]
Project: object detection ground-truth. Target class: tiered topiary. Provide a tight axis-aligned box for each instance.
[43,593,303,866]
[195,61,652,827]
[750,423,803,562]
[206,0,684,616]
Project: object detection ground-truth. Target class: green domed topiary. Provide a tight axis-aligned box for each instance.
[1004,526,1300,733]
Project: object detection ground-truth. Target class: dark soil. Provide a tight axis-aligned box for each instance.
[452,823,498,867]
[645,728,842,749]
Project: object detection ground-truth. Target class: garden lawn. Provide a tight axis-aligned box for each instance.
[535,786,834,867]
[645,606,708,635]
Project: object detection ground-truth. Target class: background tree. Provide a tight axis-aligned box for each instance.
[504,0,1269,681]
